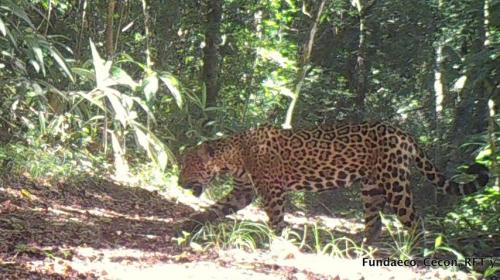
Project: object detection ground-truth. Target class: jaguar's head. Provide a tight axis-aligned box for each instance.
[178,143,218,197]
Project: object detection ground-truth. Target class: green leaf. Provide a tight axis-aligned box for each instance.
[76,90,106,111]
[106,89,128,127]
[484,266,499,278]
[72,67,95,82]
[131,121,171,169]
[143,74,159,102]
[24,36,45,75]
[0,17,6,36]
[133,125,150,155]
[48,45,74,82]
[4,24,17,47]
[116,53,146,70]
[130,96,156,123]
[110,130,124,154]
[285,0,296,9]
[111,67,138,89]
[89,39,112,88]
[1,0,35,29]
[434,234,443,248]
[28,59,40,73]
[159,72,183,108]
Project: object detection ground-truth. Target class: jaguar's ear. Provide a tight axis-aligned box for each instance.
[197,142,215,161]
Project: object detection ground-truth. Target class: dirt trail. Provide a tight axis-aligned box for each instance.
[0,175,487,279]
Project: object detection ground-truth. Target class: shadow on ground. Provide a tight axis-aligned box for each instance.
[0,175,197,252]
[0,175,200,278]
[0,263,93,280]
[1,174,494,279]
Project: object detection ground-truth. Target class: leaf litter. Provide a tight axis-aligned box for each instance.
[0,175,482,279]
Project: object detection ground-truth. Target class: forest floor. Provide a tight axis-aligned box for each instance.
[0,175,487,279]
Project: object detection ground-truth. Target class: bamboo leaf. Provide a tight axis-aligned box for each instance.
[133,125,151,155]
[110,130,124,155]
[0,17,6,36]
[131,121,171,168]
[75,90,106,111]
[159,72,183,108]
[28,59,40,73]
[89,39,111,88]
[106,90,128,127]
[111,67,138,89]
[143,74,159,102]
[4,23,17,47]
[1,0,35,29]
[25,36,45,75]
[72,67,95,82]
[48,45,74,82]
[130,96,156,123]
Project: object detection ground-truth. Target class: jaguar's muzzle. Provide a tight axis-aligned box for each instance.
[182,183,204,197]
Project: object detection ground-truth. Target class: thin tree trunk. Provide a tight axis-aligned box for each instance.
[484,0,498,187]
[488,98,498,186]
[75,0,88,61]
[471,0,491,134]
[113,1,127,54]
[354,9,367,120]
[352,0,376,121]
[102,0,116,154]
[241,10,262,125]
[141,0,152,69]
[433,0,448,210]
[433,46,446,131]
[202,0,223,109]
[105,0,116,59]
[44,0,52,35]
[283,0,327,129]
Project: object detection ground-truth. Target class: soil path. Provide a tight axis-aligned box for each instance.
[0,176,486,279]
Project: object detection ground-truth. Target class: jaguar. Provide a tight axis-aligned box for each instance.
[177,122,489,243]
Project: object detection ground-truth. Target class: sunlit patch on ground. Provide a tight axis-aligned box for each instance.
[0,175,488,279]
[41,247,281,280]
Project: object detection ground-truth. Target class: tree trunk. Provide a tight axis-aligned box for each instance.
[283,0,327,129]
[141,0,152,68]
[354,14,367,120]
[75,0,88,61]
[433,0,449,211]
[202,0,223,109]
[105,0,116,59]
[352,0,375,121]
[241,10,262,125]
[484,0,498,187]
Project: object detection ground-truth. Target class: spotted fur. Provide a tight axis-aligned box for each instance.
[178,122,489,242]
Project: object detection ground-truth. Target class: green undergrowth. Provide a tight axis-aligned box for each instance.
[428,184,499,259]
[1,141,496,278]
[173,210,497,277]
[174,219,374,259]
[177,220,274,252]
[0,142,106,183]
[129,161,179,190]
[443,185,499,234]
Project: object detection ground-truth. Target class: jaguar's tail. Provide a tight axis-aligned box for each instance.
[412,144,489,195]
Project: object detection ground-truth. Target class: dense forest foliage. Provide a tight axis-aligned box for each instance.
[0,0,498,279]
